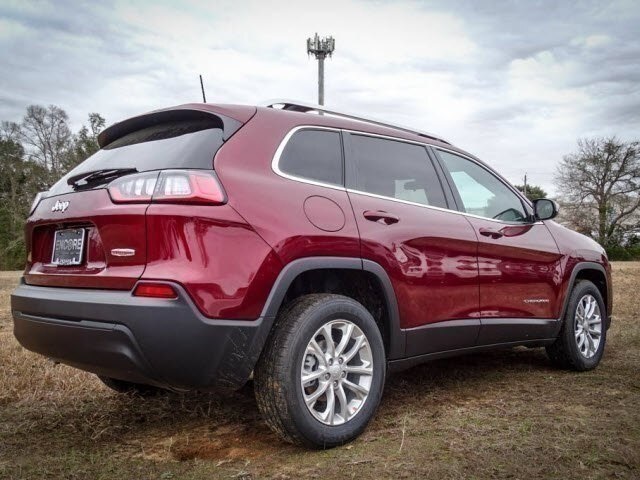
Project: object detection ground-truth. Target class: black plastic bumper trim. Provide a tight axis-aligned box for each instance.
[11,280,271,390]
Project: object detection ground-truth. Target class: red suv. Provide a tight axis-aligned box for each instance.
[12,100,612,447]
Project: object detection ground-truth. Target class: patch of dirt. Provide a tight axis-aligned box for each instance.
[171,424,281,462]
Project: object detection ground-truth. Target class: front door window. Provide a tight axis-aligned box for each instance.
[438,150,528,223]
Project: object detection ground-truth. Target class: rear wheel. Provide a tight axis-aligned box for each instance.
[97,376,164,396]
[254,294,385,448]
[546,280,607,371]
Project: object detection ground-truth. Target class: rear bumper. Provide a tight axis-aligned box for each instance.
[11,280,273,390]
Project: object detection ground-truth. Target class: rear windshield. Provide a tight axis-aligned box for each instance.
[48,118,224,196]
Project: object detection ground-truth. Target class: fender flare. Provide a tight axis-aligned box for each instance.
[259,256,405,359]
[560,261,609,325]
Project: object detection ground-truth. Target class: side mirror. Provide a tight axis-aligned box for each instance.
[533,198,559,221]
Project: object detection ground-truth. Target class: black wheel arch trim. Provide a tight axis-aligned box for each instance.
[259,256,405,359]
[561,261,610,326]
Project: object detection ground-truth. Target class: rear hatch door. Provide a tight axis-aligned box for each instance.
[25,105,255,289]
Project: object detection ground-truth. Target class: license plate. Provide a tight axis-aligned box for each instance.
[51,228,86,266]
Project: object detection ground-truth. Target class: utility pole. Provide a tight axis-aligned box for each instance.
[523,173,528,198]
[307,33,335,105]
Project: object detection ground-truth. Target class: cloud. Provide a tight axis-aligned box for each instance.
[0,0,639,194]
[571,34,612,48]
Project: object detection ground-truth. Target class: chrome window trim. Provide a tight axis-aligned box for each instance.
[346,188,542,225]
[342,128,436,148]
[271,125,541,226]
[271,125,346,192]
[346,188,457,215]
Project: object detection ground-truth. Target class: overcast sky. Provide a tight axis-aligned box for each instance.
[1,0,638,194]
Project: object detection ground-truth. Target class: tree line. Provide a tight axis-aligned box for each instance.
[0,104,638,269]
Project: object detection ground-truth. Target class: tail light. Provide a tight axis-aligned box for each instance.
[108,172,158,203]
[108,170,226,205]
[133,282,178,299]
[154,170,226,204]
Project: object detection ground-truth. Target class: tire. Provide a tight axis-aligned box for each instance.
[546,280,607,371]
[97,375,165,396]
[254,294,386,448]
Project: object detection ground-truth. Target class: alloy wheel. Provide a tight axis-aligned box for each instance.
[574,294,602,359]
[300,320,373,426]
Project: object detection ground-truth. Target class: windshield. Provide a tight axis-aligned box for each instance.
[48,119,225,196]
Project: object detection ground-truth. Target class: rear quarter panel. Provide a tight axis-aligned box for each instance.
[214,109,361,266]
[142,203,282,319]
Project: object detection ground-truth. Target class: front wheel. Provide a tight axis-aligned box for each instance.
[546,280,607,371]
[254,294,386,448]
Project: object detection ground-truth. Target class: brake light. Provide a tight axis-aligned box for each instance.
[108,170,226,205]
[133,283,178,299]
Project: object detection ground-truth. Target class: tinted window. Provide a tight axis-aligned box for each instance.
[347,134,447,208]
[279,130,343,186]
[49,119,224,196]
[438,150,528,223]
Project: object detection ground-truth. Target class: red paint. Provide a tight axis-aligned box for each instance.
[23,103,611,330]
[347,192,480,328]
[466,217,564,319]
[142,202,282,318]
[215,110,362,268]
[544,220,611,317]
[26,189,148,289]
[303,196,346,232]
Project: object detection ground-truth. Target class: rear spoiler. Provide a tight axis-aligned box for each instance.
[98,104,255,148]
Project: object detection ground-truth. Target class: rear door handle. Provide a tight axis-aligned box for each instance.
[363,210,400,225]
[479,227,503,239]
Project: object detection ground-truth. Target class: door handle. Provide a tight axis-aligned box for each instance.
[479,227,504,239]
[363,210,400,225]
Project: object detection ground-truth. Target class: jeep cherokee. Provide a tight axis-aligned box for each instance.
[12,100,612,447]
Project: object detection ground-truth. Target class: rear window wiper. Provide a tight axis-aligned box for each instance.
[67,168,138,190]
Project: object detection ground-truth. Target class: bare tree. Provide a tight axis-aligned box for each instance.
[556,137,640,246]
[0,120,21,143]
[19,105,72,175]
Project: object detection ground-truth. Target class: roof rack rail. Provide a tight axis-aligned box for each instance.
[261,99,450,145]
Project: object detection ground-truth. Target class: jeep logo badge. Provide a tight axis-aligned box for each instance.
[51,200,70,213]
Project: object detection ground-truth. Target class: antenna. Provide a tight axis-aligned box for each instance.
[199,74,207,103]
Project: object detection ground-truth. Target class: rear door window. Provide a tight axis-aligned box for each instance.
[277,129,343,186]
[346,134,447,208]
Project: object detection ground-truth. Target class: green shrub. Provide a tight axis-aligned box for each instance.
[606,245,640,261]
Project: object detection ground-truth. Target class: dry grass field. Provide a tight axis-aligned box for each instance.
[1,265,639,480]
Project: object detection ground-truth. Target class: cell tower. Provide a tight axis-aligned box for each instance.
[307,33,335,106]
